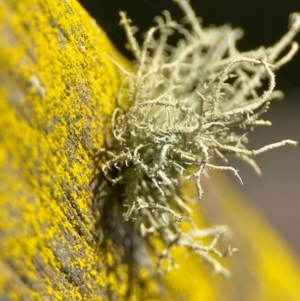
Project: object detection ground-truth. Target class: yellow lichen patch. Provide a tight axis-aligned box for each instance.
[1,0,300,300]
[162,249,217,301]
[0,0,128,299]
[198,172,300,300]
[151,174,300,301]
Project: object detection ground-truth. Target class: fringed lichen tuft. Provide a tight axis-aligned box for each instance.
[102,0,300,276]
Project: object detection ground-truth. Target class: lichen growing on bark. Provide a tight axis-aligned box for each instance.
[102,0,300,276]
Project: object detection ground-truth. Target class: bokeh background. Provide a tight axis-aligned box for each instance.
[78,0,300,255]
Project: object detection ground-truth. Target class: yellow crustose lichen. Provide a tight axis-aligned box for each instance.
[101,0,300,276]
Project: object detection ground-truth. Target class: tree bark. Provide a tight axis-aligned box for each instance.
[0,0,300,300]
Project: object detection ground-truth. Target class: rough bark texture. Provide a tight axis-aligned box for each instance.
[0,0,300,300]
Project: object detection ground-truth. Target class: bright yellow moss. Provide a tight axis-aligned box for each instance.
[1,0,300,300]
[0,0,129,299]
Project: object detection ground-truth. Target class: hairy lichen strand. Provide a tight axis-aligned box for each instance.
[103,0,300,276]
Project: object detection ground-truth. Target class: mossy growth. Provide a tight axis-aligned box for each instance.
[101,0,300,276]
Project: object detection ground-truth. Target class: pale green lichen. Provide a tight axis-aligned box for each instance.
[102,0,300,276]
